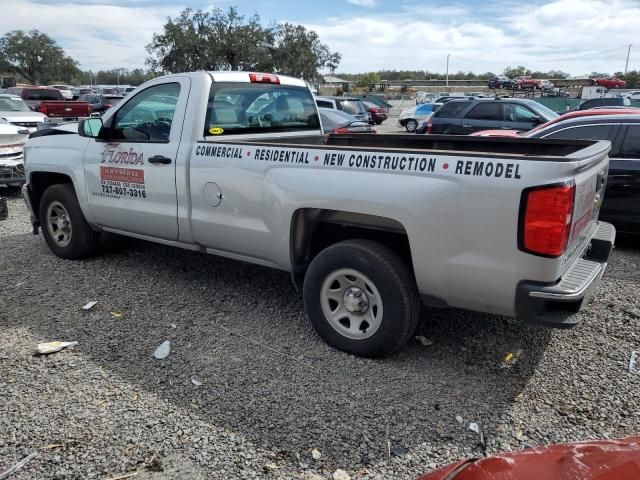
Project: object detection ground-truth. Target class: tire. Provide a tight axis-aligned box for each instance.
[39,183,100,259]
[303,239,420,357]
[405,119,418,132]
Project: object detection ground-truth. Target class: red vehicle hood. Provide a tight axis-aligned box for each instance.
[417,437,640,480]
[470,129,521,137]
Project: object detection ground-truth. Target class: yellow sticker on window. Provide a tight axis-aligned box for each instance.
[209,127,224,135]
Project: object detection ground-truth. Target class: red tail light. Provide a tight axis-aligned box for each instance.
[332,127,351,134]
[427,117,433,134]
[519,183,575,257]
[104,103,113,109]
[38,103,48,115]
[249,73,280,84]
[370,106,379,113]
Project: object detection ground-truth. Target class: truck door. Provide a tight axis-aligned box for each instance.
[82,79,190,240]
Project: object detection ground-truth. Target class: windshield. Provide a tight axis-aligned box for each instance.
[23,89,63,100]
[533,102,560,120]
[319,108,359,130]
[0,96,31,112]
[337,99,365,115]
[204,82,319,136]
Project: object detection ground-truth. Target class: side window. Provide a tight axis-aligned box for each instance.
[616,125,640,158]
[543,125,615,141]
[503,104,539,122]
[465,102,501,120]
[111,83,180,142]
[434,101,467,117]
[316,100,333,108]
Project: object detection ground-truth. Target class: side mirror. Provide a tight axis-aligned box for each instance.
[79,117,103,138]
[531,116,543,124]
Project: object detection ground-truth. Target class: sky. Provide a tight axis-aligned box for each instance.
[0,0,637,76]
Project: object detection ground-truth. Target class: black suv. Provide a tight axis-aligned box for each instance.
[417,98,558,135]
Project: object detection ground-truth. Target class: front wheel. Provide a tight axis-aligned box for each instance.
[405,119,418,132]
[303,240,420,357]
[39,183,100,259]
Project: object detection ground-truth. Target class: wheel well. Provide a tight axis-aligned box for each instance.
[290,208,414,288]
[29,172,73,221]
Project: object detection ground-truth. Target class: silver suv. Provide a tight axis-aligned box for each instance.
[315,96,369,123]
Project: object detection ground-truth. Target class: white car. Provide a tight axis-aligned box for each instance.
[49,85,74,100]
[0,94,48,132]
[0,118,29,186]
[625,91,640,100]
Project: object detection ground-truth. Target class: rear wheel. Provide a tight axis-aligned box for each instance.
[405,119,418,132]
[39,184,100,259]
[303,240,420,357]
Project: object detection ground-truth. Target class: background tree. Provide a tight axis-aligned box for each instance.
[356,72,381,88]
[271,23,340,79]
[147,7,339,80]
[503,65,530,78]
[0,30,80,84]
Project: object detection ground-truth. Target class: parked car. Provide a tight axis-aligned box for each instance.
[433,95,467,104]
[418,437,640,480]
[472,113,640,234]
[593,77,626,88]
[398,103,442,132]
[4,87,91,121]
[417,98,558,135]
[315,96,369,123]
[362,101,388,125]
[78,94,125,113]
[515,77,542,89]
[99,87,120,95]
[625,90,640,100]
[415,92,437,104]
[0,118,29,187]
[353,94,393,109]
[0,94,48,132]
[49,85,74,100]
[318,108,375,134]
[488,76,516,89]
[471,108,640,137]
[539,79,554,90]
[72,87,96,100]
[576,97,631,110]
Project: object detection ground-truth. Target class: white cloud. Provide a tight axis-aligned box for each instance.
[0,0,182,71]
[346,0,377,7]
[308,0,639,75]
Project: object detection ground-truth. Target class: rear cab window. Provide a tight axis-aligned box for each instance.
[204,83,319,137]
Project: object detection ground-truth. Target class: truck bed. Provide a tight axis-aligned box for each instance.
[230,134,603,160]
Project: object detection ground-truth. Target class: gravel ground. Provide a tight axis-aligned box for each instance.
[1,188,639,480]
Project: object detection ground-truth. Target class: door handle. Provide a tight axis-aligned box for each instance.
[462,124,472,128]
[148,155,172,165]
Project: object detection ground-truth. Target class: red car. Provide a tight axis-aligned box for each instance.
[417,437,640,480]
[515,77,542,89]
[594,77,626,88]
[471,108,640,137]
[362,101,389,125]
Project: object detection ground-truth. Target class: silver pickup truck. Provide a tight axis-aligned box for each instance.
[22,71,616,357]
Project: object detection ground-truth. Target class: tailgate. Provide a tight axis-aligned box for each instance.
[43,101,90,118]
[563,154,609,271]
